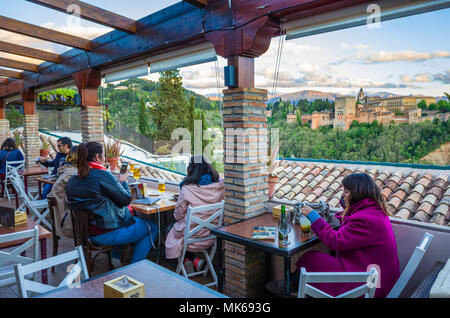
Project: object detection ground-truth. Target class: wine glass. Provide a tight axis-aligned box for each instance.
[133,164,141,183]
[158,180,166,201]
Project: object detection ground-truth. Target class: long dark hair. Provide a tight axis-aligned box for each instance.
[1,138,17,151]
[183,155,220,186]
[342,172,390,218]
[77,142,103,179]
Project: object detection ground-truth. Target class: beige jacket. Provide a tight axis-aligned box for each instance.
[165,179,224,259]
[48,164,77,238]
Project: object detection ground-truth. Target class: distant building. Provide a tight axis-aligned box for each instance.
[287,113,297,124]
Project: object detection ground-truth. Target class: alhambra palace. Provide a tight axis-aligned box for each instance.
[285,88,448,130]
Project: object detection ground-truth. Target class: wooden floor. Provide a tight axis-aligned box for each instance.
[0,196,218,298]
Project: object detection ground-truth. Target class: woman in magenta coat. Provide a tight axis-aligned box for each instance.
[296,173,400,298]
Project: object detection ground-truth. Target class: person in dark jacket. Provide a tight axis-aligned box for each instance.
[40,136,72,199]
[0,138,24,196]
[66,142,158,265]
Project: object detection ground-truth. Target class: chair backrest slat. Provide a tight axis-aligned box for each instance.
[387,232,433,298]
[184,201,225,246]
[14,246,89,298]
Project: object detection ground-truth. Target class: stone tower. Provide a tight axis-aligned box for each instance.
[357,87,365,104]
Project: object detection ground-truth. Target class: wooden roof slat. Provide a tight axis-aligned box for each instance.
[26,0,137,34]
[0,40,61,64]
[183,0,208,8]
[0,15,92,51]
[0,68,22,79]
[0,57,39,73]
[0,78,8,85]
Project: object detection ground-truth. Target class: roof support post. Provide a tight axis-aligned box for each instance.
[0,98,9,144]
[72,69,104,145]
[21,88,40,167]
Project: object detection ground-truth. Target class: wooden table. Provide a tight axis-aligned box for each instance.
[130,187,178,263]
[36,177,56,199]
[38,259,227,298]
[0,218,52,284]
[211,213,320,297]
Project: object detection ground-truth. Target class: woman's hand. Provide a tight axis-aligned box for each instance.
[301,205,313,216]
[119,172,129,183]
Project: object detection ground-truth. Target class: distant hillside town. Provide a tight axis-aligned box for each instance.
[276,88,449,130]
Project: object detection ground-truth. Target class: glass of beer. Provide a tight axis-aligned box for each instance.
[133,164,141,182]
[158,180,166,200]
[129,163,135,174]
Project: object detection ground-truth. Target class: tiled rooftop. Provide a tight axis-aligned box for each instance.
[39,134,185,184]
[272,160,450,227]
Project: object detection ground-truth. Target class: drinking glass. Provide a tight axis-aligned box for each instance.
[278,224,291,247]
[129,163,135,174]
[158,180,166,200]
[133,165,141,182]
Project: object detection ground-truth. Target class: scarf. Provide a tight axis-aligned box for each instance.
[88,161,106,171]
[179,173,212,189]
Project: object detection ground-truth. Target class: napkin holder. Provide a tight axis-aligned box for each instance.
[130,183,147,200]
[272,205,293,219]
[104,275,145,298]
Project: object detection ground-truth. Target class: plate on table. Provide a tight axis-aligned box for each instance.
[147,191,160,196]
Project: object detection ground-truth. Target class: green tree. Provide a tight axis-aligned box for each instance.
[417,99,427,110]
[149,69,190,140]
[138,97,151,137]
[428,103,438,111]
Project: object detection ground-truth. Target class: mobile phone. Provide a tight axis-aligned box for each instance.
[119,162,128,174]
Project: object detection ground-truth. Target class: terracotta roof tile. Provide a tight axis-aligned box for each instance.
[375,180,384,188]
[301,185,313,195]
[421,194,438,206]
[320,168,331,177]
[323,189,336,199]
[401,200,418,212]
[312,187,324,197]
[411,184,426,195]
[412,211,430,223]
[328,197,340,208]
[417,177,432,188]
[331,170,341,178]
[388,196,403,210]
[376,173,389,183]
[429,213,447,226]
[444,188,450,197]
[325,175,336,183]
[311,167,322,177]
[302,167,312,175]
[294,172,305,181]
[388,175,402,185]
[304,174,315,182]
[298,179,309,188]
[436,174,448,183]
[398,182,412,193]
[334,190,344,200]
[405,191,422,203]
[433,179,447,191]
[305,193,317,203]
[294,192,307,202]
[286,191,296,200]
[402,176,416,186]
[318,180,331,191]
[385,180,399,190]
[393,170,404,179]
[423,173,433,180]
[395,208,411,220]
[317,195,329,203]
[434,203,449,217]
[417,201,434,216]
[426,187,444,200]
[381,187,393,199]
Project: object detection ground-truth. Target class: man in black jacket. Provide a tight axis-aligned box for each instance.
[40,136,72,199]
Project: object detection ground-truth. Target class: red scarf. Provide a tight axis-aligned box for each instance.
[88,161,106,171]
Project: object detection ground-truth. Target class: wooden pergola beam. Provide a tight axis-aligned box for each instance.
[0,41,61,64]
[26,0,137,34]
[0,15,92,51]
[0,69,22,79]
[0,78,8,85]
[184,0,208,8]
[0,57,39,73]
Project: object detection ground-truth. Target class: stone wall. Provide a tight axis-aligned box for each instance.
[23,114,40,167]
[0,119,10,145]
[81,106,104,144]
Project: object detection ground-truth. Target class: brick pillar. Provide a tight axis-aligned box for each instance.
[0,98,10,143]
[222,87,269,297]
[81,106,104,144]
[22,89,40,167]
[73,69,103,144]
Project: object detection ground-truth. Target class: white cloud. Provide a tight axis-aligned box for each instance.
[400,70,450,84]
[342,50,450,64]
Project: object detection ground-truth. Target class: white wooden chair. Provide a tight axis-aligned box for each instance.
[176,200,225,288]
[387,232,433,298]
[0,226,40,288]
[3,160,25,201]
[9,169,51,230]
[14,246,89,298]
[297,267,379,298]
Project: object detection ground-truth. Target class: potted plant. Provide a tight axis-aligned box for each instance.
[267,143,283,198]
[13,130,23,148]
[105,139,124,171]
[40,139,50,157]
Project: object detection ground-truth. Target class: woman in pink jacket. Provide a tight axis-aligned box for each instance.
[165,155,224,272]
[269,173,400,298]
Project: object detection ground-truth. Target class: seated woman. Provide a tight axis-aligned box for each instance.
[269,172,400,298]
[66,142,158,265]
[165,155,224,273]
[47,146,78,239]
[0,138,24,196]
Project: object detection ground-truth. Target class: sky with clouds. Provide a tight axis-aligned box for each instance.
[1,1,449,98]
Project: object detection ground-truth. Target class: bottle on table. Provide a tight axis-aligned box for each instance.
[278,205,290,247]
